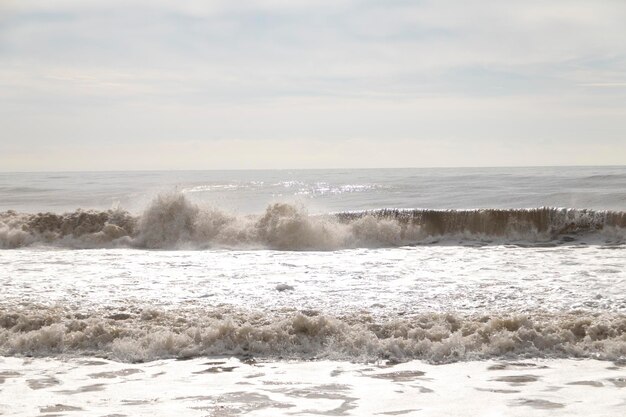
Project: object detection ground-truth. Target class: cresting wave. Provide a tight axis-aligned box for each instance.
[1,306,625,363]
[1,193,625,249]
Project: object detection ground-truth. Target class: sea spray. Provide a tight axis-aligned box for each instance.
[1,193,625,249]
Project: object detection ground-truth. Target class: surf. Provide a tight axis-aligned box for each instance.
[1,193,625,249]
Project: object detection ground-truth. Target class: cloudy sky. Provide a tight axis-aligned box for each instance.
[1,0,625,170]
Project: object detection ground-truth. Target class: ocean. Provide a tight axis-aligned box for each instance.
[1,166,625,416]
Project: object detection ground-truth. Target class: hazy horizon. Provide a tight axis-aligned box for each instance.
[2,0,625,170]
[2,163,626,174]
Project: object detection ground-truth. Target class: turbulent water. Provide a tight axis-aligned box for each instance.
[1,167,625,363]
[1,196,626,249]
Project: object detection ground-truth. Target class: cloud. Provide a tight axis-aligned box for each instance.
[578,83,626,88]
[0,0,625,168]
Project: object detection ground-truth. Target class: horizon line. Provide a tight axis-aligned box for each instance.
[0,163,625,174]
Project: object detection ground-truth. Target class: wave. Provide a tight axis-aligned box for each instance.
[1,305,625,363]
[1,193,625,249]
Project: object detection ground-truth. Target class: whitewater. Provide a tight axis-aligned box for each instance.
[1,166,625,416]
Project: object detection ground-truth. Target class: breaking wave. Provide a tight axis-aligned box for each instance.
[1,193,625,250]
[1,306,625,363]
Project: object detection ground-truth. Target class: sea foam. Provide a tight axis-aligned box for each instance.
[2,305,625,363]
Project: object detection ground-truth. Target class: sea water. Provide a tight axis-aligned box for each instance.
[1,167,625,415]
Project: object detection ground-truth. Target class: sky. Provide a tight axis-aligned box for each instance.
[1,0,625,170]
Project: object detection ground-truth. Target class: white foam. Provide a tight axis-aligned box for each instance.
[3,356,623,417]
[1,306,625,363]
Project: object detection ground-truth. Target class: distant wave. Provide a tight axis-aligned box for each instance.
[1,305,625,363]
[1,193,625,249]
[580,174,626,181]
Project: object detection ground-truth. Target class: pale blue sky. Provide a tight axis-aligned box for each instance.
[1,0,625,170]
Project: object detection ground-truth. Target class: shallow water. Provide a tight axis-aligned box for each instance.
[2,357,625,416]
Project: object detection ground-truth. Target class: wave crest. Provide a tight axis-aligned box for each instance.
[1,193,625,249]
